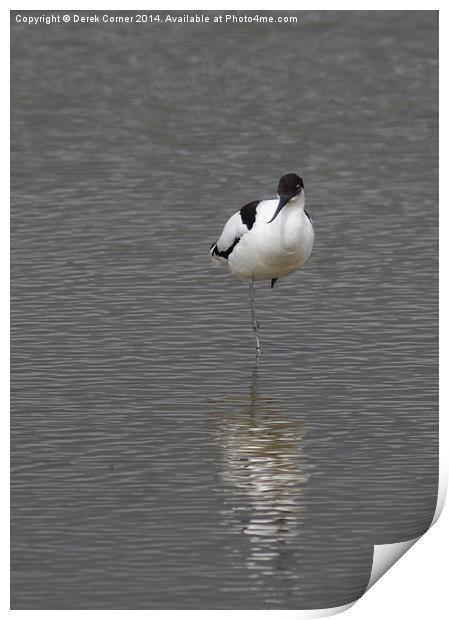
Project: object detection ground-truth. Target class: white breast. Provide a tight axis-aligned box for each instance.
[229,194,314,281]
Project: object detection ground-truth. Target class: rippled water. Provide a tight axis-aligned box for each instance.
[11,10,438,609]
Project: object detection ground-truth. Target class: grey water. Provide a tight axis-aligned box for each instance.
[11,10,438,609]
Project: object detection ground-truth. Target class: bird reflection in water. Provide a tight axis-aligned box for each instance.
[212,365,312,585]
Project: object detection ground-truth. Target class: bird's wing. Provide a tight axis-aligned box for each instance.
[211,201,259,260]
[304,209,313,223]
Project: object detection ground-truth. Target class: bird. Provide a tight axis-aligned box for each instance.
[210,173,314,357]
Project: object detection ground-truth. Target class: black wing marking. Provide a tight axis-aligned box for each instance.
[240,200,259,230]
[304,209,313,223]
[270,278,278,289]
[211,237,240,260]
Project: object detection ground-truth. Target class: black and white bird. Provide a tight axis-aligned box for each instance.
[210,173,314,357]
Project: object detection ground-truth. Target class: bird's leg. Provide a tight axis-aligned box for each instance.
[249,280,261,357]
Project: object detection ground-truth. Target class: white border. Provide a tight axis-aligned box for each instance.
[3,2,444,10]
[5,2,445,617]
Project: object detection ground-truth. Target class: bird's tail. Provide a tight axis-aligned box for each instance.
[210,242,227,266]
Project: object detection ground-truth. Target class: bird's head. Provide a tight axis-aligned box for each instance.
[267,173,304,223]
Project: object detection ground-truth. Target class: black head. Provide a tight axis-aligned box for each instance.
[278,173,304,201]
[267,173,304,224]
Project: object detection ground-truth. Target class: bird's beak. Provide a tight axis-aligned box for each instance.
[267,196,289,223]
